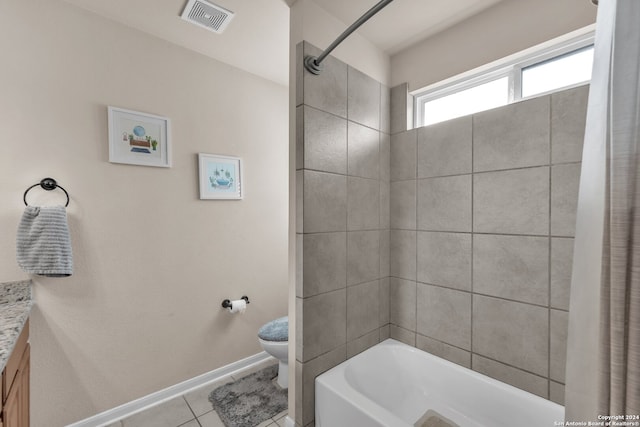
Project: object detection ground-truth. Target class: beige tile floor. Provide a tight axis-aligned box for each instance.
[106,360,287,427]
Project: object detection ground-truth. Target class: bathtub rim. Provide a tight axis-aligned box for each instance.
[315,338,564,427]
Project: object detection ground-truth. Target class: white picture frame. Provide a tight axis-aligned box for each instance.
[108,106,171,168]
[198,153,243,200]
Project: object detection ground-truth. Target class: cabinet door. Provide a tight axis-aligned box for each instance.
[2,379,19,427]
[17,346,29,427]
[2,344,29,427]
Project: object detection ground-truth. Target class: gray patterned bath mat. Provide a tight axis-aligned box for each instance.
[209,364,287,427]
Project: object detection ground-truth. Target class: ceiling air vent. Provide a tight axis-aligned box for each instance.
[181,0,235,34]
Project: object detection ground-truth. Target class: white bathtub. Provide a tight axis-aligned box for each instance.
[315,339,563,427]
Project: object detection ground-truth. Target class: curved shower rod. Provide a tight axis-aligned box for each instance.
[304,0,395,75]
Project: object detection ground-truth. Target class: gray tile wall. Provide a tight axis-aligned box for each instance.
[296,42,585,423]
[388,85,588,406]
[295,42,390,427]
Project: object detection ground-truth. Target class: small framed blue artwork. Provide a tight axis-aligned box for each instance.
[198,153,243,200]
[108,106,171,168]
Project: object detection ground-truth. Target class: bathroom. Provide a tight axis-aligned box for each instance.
[0,0,635,426]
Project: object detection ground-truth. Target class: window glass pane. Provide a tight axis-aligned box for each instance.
[522,46,594,98]
[422,77,509,126]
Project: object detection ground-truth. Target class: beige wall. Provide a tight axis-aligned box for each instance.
[0,0,288,425]
[391,0,597,91]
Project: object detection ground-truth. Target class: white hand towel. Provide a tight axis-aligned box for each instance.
[16,205,73,277]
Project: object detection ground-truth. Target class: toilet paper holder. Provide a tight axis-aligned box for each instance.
[221,295,250,310]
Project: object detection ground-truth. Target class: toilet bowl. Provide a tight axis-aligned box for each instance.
[258,316,288,389]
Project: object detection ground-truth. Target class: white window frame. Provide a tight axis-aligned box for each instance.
[413,25,595,128]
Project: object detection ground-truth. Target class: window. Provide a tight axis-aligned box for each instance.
[422,76,509,126]
[521,45,594,98]
[413,28,595,127]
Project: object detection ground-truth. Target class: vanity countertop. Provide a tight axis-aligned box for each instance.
[0,280,32,373]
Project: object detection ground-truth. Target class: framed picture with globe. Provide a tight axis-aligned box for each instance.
[198,153,243,200]
[108,106,171,168]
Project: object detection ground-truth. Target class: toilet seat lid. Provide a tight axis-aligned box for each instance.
[258,316,288,342]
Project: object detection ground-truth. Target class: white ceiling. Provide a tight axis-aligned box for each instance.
[61,0,505,86]
[313,0,504,55]
[62,0,291,85]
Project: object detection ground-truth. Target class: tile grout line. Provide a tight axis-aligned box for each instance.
[345,65,350,361]
[470,114,475,370]
[413,129,419,342]
[181,395,200,426]
[301,43,310,425]
[388,276,566,310]
[547,95,553,399]
[302,100,389,135]
[413,328,556,381]
[389,228,574,239]
[388,160,582,183]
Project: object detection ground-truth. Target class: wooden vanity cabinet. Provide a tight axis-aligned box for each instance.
[1,320,30,427]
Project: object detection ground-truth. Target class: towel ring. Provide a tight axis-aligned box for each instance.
[23,178,70,207]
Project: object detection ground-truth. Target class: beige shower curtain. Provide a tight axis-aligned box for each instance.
[565,0,640,421]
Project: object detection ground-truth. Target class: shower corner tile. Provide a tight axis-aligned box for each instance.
[551,163,581,237]
[472,354,549,399]
[380,85,391,134]
[346,329,379,358]
[416,334,471,368]
[379,133,391,182]
[303,106,347,174]
[472,234,549,305]
[389,278,416,331]
[347,122,379,179]
[296,171,303,234]
[472,295,549,376]
[296,106,304,170]
[302,42,347,118]
[551,237,574,310]
[390,129,417,181]
[417,115,472,178]
[303,170,347,233]
[473,95,550,172]
[390,83,410,135]
[390,180,416,230]
[379,230,390,277]
[348,66,381,130]
[389,324,416,346]
[299,289,347,363]
[379,324,390,341]
[551,84,589,164]
[300,345,346,426]
[416,175,472,233]
[302,232,347,297]
[347,176,380,231]
[550,381,566,405]
[296,42,303,107]
[379,181,390,230]
[379,277,390,326]
[389,230,417,281]
[550,309,569,383]
[473,167,549,235]
[346,280,380,340]
[416,284,471,350]
[416,232,471,291]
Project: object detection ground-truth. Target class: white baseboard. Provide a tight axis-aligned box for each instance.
[67,351,273,427]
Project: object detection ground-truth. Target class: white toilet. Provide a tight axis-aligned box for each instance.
[258,316,288,389]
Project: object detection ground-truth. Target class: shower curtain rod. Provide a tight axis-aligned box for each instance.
[304,0,395,75]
